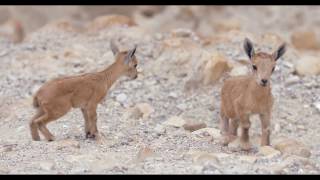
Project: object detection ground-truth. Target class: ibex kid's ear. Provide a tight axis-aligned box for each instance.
[124,45,137,64]
[273,43,286,61]
[110,40,119,56]
[244,38,255,60]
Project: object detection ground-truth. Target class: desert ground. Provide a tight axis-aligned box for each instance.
[0,6,320,174]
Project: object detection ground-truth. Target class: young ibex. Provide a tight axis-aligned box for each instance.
[29,41,138,141]
[220,38,286,150]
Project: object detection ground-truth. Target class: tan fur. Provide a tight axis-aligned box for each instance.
[219,38,286,150]
[29,43,138,141]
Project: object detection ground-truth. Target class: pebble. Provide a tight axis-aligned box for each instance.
[116,93,127,103]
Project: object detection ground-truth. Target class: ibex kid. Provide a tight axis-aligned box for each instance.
[220,38,286,150]
[29,41,138,141]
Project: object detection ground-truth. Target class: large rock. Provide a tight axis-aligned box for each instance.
[87,15,136,33]
[294,55,320,76]
[274,138,311,158]
[202,52,231,85]
[291,30,318,50]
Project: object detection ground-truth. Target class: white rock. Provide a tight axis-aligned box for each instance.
[168,92,178,99]
[154,124,166,135]
[285,75,300,86]
[177,103,187,111]
[274,123,281,133]
[31,84,41,94]
[313,102,320,112]
[162,116,186,127]
[39,161,56,171]
[116,93,127,103]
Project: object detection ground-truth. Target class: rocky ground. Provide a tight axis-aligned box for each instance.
[0,6,320,174]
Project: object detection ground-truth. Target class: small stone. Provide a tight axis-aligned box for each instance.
[0,144,16,153]
[31,84,41,95]
[190,151,220,165]
[177,103,187,111]
[258,146,281,159]
[116,93,127,103]
[53,139,80,149]
[192,128,221,139]
[168,92,178,99]
[136,146,155,162]
[154,124,166,135]
[274,123,281,133]
[228,138,241,151]
[285,75,300,86]
[313,102,320,113]
[131,103,154,120]
[162,116,186,128]
[239,155,257,163]
[183,120,207,132]
[39,161,56,171]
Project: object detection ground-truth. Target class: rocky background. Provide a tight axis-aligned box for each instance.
[0,6,320,174]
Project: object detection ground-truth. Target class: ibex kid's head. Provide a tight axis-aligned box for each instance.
[110,40,138,80]
[243,38,286,87]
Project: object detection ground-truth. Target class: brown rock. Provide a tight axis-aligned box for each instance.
[291,30,318,50]
[214,19,241,32]
[183,120,207,132]
[202,52,231,85]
